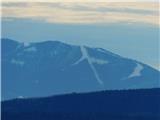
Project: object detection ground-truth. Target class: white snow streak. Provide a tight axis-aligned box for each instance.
[24,47,37,52]
[11,59,25,66]
[23,42,30,47]
[90,58,108,65]
[73,46,105,85]
[128,63,143,78]
[17,96,24,99]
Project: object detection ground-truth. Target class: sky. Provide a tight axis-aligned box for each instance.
[1,2,160,70]
[1,0,159,2]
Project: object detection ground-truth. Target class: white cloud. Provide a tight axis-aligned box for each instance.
[2,2,159,26]
[1,0,159,2]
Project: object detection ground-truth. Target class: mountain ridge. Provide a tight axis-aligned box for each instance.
[2,38,160,100]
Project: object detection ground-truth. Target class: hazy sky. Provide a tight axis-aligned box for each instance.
[1,2,160,70]
[1,0,159,2]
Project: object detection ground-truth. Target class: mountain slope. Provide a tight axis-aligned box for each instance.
[1,38,160,100]
[2,89,160,120]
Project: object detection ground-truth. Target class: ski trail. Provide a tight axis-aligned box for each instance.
[73,46,104,86]
[128,63,143,78]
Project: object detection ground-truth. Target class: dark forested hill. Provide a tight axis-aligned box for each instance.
[2,88,160,120]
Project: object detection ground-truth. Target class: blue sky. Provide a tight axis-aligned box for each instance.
[1,2,159,70]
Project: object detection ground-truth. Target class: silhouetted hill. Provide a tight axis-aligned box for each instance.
[2,88,160,120]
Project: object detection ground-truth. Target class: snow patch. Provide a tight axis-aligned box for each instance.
[23,42,30,47]
[73,48,108,65]
[17,96,24,99]
[90,58,108,65]
[24,47,37,52]
[73,46,105,86]
[128,63,143,78]
[11,59,25,66]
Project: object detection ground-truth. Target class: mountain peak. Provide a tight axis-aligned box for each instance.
[2,38,160,100]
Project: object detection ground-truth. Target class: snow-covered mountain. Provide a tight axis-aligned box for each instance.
[2,38,160,100]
